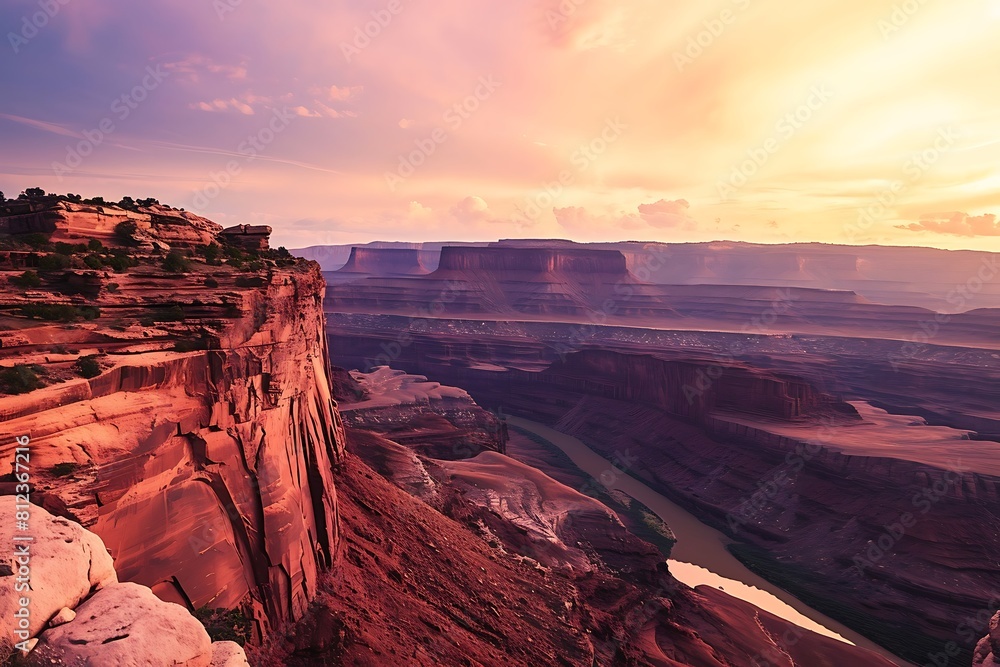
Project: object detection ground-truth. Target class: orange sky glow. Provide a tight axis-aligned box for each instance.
[1,0,999,250]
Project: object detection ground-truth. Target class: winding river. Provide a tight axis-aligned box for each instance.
[505,415,907,666]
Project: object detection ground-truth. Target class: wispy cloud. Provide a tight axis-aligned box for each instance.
[0,113,80,139]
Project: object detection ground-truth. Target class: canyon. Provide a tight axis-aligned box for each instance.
[0,197,913,666]
[324,241,1000,666]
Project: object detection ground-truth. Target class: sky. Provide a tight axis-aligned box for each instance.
[1,0,1000,250]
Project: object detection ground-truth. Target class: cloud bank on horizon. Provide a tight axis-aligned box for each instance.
[1,0,999,250]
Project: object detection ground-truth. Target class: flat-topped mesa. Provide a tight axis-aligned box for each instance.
[433,246,630,277]
[337,247,429,275]
[221,224,272,251]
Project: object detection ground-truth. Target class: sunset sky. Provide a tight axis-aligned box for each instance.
[1,0,999,250]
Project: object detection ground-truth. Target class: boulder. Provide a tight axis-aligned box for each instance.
[0,496,117,640]
[27,582,213,666]
[211,641,251,666]
[974,612,1000,666]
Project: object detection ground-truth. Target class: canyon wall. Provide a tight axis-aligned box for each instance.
[0,208,346,636]
[434,246,630,276]
[325,328,1000,665]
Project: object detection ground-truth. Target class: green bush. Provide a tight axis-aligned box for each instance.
[162,250,191,273]
[202,243,221,264]
[87,239,104,252]
[79,306,101,321]
[193,607,252,646]
[114,220,139,246]
[20,304,80,322]
[204,277,219,289]
[106,282,120,293]
[156,305,186,322]
[19,233,50,249]
[11,270,41,288]
[107,253,136,273]
[0,365,44,395]
[51,462,80,477]
[74,356,102,378]
[84,254,104,270]
[54,242,86,255]
[38,253,71,272]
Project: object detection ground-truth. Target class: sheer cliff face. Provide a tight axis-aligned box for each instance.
[1,262,345,634]
[434,246,630,275]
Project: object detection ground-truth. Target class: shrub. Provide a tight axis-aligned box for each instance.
[84,254,104,270]
[74,355,102,379]
[204,277,219,289]
[162,250,191,273]
[193,607,252,646]
[114,220,139,246]
[11,270,41,288]
[156,305,186,322]
[51,462,80,477]
[0,365,44,395]
[79,306,101,321]
[54,242,86,255]
[19,233,50,249]
[38,253,71,272]
[106,282,120,293]
[20,304,80,322]
[203,243,221,264]
[107,253,136,273]
[87,239,104,252]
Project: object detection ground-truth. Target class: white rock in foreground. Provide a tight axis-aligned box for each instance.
[211,640,251,666]
[0,496,117,640]
[27,582,213,667]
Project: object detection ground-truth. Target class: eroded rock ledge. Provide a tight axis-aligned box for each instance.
[0,200,346,637]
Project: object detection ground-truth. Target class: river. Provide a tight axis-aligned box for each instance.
[505,415,907,666]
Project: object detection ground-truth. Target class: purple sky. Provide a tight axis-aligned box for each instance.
[2,0,1000,250]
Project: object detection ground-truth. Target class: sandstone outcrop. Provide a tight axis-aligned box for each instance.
[974,612,1000,667]
[0,203,345,636]
[0,498,249,667]
[26,582,215,667]
[337,366,507,457]
[0,495,116,640]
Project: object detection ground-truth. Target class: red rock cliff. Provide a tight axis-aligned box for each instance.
[0,213,345,636]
